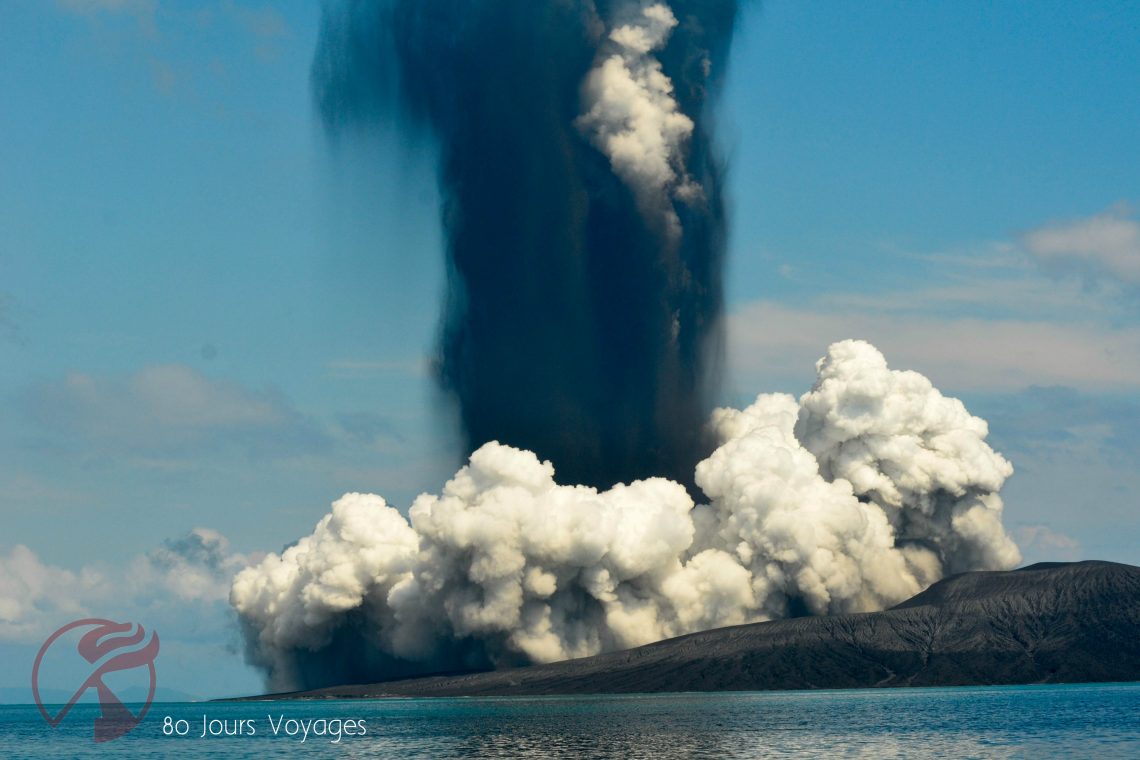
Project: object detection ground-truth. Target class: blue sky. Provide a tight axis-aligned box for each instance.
[1,0,1138,698]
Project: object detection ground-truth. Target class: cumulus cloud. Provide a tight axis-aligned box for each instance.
[576,2,701,237]
[1023,205,1140,286]
[232,340,1022,691]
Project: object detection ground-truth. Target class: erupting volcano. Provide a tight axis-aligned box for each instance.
[231,1,1022,693]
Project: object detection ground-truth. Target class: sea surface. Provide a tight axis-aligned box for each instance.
[2,682,1138,758]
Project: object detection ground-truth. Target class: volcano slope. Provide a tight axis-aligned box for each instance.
[256,561,1140,698]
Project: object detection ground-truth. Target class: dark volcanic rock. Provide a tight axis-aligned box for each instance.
[255,561,1140,699]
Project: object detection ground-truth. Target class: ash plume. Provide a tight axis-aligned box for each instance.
[312,0,739,488]
[232,342,1021,692]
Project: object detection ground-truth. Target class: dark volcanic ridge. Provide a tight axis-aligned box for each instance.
[234,561,1140,699]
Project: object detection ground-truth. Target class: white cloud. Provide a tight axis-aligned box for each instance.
[0,530,254,643]
[0,546,94,641]
[1023,204,1140,285]
[727,300,1140,393]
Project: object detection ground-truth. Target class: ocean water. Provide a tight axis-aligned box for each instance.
[3,682,1138,758]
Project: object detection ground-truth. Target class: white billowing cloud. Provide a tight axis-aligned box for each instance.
[229,493,420,676]
[576,2,700,236]
[694,393,931,617]
[0,529,252,643]
[1023,205,1140,285]
[793,340,1020,573]
[392,448,709,663]
[231,340,1022,691]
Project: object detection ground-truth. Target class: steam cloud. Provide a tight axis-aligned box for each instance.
[245,0,1026,694]
[313,0,738,489]
[232,341,1022,691]
[576,2,703,237]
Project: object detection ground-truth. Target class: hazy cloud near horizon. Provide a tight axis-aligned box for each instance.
[21,364,330,463]
[0,528,263,698]
[728,302,1140,394]
[0,528,252,644]
[729,206,1140,397]
[1023,204,1140,288]
[1014,524,1081,564]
